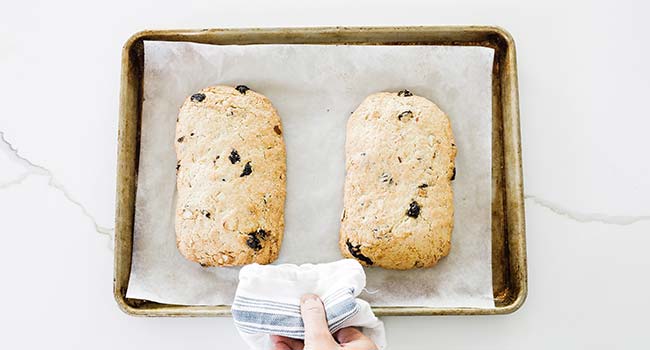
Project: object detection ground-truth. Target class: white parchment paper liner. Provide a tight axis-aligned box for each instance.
[127,42,495,308]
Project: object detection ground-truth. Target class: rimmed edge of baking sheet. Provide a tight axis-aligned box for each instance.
[114,26,527,317]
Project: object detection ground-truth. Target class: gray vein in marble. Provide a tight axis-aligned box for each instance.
[0,172,31,189]
[0,131,114,247]
[525,194,650,226]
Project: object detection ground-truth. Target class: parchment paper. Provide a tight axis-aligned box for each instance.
[127,41,494,308]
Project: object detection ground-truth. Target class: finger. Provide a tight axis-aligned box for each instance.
[334,327,365,343]
[300,294,337,348]
[270,335,304,350]
[335,327,377,350]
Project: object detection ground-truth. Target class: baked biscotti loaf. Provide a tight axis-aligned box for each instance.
[175,85,286,267]
[339,90,457,270]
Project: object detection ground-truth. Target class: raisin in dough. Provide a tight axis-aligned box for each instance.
[175,85,286,266]
[339,90,457,270]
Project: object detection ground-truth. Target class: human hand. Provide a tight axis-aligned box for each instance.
[271,294,377,350]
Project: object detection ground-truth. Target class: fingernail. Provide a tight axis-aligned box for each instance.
[300,293,320,305]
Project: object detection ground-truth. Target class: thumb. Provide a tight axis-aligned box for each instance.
[300,294,337,349]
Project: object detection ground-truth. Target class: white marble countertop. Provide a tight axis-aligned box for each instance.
[1,0,649,348]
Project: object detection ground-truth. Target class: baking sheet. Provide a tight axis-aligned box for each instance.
[127,42,494,308]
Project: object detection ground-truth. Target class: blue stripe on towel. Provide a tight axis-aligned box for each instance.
[232,287,360,339]
[232,301,302,315]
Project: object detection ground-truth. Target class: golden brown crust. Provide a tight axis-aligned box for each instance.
[339,91,456,270]
[175,85,286,266]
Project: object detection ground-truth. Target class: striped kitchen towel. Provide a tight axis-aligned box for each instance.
[232,259,386,350]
